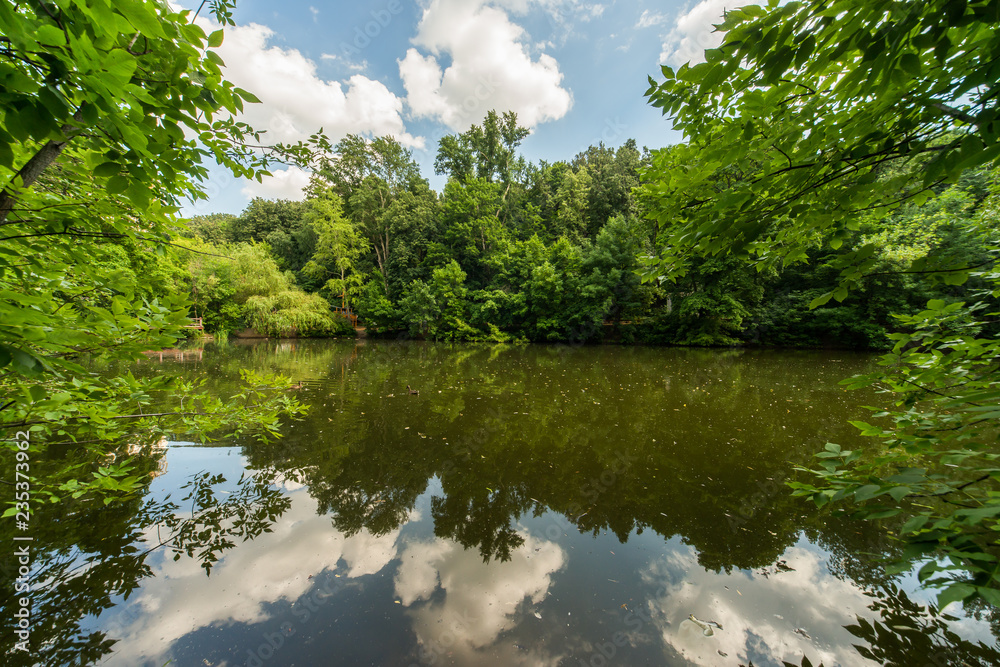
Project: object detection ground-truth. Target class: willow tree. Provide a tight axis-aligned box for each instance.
[641,0,1000,606]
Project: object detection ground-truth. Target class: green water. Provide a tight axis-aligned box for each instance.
[14,340,1000,666]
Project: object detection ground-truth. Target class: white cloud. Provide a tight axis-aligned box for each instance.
[215,23,421,147]
[197,20,422,201]
[98,489,404,666]
[394,532,566,663]
[497,0,605,24]
[641,545,889,666]
[319,53,369,73]
[241,165,312,201]
[399,0,573,131]
[659,0,730,67]
[636,9,668,28]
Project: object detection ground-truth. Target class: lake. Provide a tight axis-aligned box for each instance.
[22,340,1000,666]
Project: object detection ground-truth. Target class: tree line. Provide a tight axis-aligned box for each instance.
[172,110,997,349]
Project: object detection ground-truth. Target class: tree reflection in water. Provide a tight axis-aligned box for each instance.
[7,340,998,665]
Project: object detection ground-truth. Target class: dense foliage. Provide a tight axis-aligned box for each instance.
[0,0,332,634]
[187,119,995,350]
[641,0,1000,609]
[3,1,999,658]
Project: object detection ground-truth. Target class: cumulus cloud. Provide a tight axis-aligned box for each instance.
[641,546,891,666]
[659,0,730,67]
[320,52,368,71]
[241,165,312,201]
[395,532,566,662]
[399,0,573,131]
[215,23,421,148]
[491,0,602,20]
[99,489,404,666]
[195,20,422,200]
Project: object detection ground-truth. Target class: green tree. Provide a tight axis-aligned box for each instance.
[187,241,346,337]
[314,135,427,287]
[302,188,368,311]
[553,165,593,241]
[580,215,653,325]
[641,0,1000,605]
[382,181,441,300]
[399,260,475,340]
[573,140,643,238]
[0,0,322,510]
[439,177,507,288]
[230,197,314,275]
[434,110,530,198]
[183,212,237,244]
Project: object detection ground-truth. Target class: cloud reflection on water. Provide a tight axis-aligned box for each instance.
[98,488,404,665]
[395,532,566,663]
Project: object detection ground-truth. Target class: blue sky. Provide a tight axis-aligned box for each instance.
[179,0,731,215]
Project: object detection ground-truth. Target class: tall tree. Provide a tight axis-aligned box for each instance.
[573,140,642,238]
[434,110,530,199]
[302,188,368,311]
[231,197,314,275]
[553,165,593,241]
[439,177,507,289]
[313,135,426,285]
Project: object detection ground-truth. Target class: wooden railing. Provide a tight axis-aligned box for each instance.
[184,317,204,330]
[334,308,358,327]
[142,348,204,362]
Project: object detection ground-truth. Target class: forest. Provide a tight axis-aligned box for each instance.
[161,109,999,350]
[2,0,999,625]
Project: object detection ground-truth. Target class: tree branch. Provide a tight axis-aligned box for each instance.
[931,101,979,126]
[0,109,85,225]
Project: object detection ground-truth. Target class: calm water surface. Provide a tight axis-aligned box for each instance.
[28,341,1000,665]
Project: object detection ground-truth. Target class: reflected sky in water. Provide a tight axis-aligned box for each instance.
[63,341,1000,665]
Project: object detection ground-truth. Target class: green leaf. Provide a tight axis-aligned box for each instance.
[854,485,882,501]
[956,504,1000,524]
[888,486,910,501]
[937,583,975,609]
[208,28,225,48]
[117,0,165,38]
[235,88,261,104]
[942,272,969,286]
[976,586,1000,607]
[900,514,930,534]
[107,175,129,194]
[94,162,121,178]
[899,53,921,75]
[35,24,67,46]
[10,347,40,374]
[809,292,834,309]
